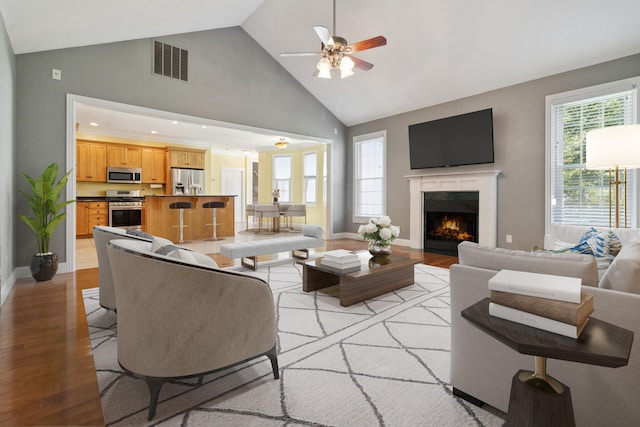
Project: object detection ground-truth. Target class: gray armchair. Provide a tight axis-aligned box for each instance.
[92,226,155,310]
[106,238,279,420]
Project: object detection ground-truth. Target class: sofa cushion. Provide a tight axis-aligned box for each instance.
[599,238,640,293]
[457,241,600,287]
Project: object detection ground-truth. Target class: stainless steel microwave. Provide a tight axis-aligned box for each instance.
[107,167,142,184]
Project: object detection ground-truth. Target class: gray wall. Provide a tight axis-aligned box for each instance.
[347,53,640,250]
[0,12,15,305]
[14,27,346,267]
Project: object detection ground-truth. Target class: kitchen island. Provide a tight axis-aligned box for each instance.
[144,195,236,242]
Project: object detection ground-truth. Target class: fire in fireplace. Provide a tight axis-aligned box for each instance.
[424,191,479,256]
[428,215,476,242]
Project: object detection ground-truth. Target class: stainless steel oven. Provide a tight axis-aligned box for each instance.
[106,190,143,230]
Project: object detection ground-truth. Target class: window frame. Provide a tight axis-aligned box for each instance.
[545,76,640,231]
[272,154,292,202]
[353,130,387,223]
[303,151,318,205]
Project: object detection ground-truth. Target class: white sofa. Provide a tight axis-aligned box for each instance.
[450,232,640,427]
[545,223,640,292]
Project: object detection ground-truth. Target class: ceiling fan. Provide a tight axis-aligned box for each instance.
[280,0,387,79]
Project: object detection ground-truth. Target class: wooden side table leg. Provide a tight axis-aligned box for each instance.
[506,358,575,427]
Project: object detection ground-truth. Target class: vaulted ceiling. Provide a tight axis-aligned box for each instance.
[2,0,640,143]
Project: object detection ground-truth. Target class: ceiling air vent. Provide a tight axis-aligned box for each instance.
[153,41,188,82]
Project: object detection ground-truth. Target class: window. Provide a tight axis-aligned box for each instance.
[354,131,386,222]
[303,152,317,204]
[273,155,292,202]
[546,78,639,228]
[323,149,327,206]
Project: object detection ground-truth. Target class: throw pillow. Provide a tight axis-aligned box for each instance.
[586,232,610,258]
[150,236,174,252]
[599,240,640,293]
[125,229,153,240]
[607,230,622,256]
[154,244,198,264]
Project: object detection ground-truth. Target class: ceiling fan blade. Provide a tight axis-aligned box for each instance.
[348,35,387,52]
[281,52,322,57]
[350,56,374,71]
[313,25,334,46]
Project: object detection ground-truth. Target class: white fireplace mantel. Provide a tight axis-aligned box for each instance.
[406,170,501,250]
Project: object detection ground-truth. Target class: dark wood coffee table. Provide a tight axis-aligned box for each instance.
[462,298,633,427]
[301,252,420,306]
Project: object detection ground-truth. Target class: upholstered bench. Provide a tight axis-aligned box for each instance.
[221,224,324,270]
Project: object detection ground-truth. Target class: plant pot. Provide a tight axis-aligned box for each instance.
[30,252,59,282]
[368,241,392,259]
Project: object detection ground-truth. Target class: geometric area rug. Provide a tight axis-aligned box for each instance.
[83,261,505,426]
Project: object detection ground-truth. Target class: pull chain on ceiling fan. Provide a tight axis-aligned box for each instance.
[280,0,387,79]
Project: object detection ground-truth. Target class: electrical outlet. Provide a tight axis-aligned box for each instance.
[52,69,61,80]
[506,234,513,243]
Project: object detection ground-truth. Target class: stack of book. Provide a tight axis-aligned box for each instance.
[321,249,361,273]
[488,269,594,339]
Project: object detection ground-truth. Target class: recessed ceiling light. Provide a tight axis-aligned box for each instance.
[89,122,99,127]
[171,121,179,125]
[201,125,207,129]
[151,130,158,134]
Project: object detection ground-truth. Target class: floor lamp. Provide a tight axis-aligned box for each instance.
[586,124,640,228]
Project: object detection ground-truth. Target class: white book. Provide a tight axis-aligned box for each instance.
[488,269,581,303]
[489,302,589,339]
[322,249,360,263]
[321,259,362,269]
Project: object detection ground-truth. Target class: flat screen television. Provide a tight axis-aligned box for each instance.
[408,108,494,169]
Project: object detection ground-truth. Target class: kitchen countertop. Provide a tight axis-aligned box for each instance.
[76,196,108,201]
[144,194,238,197]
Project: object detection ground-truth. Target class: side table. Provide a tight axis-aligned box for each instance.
[462,298,633,427]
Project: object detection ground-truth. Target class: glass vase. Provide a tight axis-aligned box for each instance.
[368,241,392,258]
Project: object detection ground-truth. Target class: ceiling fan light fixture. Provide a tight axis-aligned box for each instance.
[317,57,332,78]
[275,138,290,150]
[339,56,355,78]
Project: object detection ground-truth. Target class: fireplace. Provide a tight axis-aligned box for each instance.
[424,191,479,256]
[407,170,500,250]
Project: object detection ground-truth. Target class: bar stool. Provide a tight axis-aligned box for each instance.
[202,200,226,241]
[169,201,192,244]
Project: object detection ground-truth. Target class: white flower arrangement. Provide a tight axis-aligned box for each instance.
[357,216,400,247]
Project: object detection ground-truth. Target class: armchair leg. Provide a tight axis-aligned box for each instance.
[266,345,280,379]
[146,377,164,421]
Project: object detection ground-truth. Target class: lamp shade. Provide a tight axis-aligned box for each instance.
[585,124,640,169]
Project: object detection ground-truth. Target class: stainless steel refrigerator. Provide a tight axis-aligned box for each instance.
[171,168,206,195]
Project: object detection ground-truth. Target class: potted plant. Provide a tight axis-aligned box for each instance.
[18,163,74,281]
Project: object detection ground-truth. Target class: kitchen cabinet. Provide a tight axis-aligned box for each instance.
[76,201,108,238]
[141,147,167,183]
[169,149,205,169]
[107,145,142,168]
[76,141,107,182]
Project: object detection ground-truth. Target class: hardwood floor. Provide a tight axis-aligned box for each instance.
[0,239,456,426]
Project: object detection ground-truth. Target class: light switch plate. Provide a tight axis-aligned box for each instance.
[52,69,61,80]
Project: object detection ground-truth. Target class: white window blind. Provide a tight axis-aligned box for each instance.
[549,82,637,227]
[303,152,317,204]
[273,155,292,202]
[354,131,386,221]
